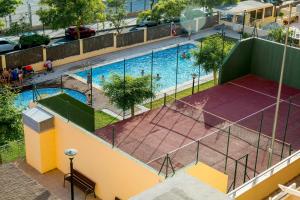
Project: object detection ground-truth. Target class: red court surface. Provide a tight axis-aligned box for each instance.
[95,74,300,188]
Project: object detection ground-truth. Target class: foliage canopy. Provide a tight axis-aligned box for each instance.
[106,0,127,34]
[0,85,23,146]
[192,35,235,85]
[38,0,105,38]
[103,74,155,116]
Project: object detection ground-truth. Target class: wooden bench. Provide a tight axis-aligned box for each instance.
[64,169,96,199]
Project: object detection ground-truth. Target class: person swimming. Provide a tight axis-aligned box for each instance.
[156,73,161,81]
[181,52,191,59]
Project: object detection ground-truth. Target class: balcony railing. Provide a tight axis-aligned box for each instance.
[227,150,300,199]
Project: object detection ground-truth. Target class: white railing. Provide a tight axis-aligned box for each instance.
[227,150,300,199]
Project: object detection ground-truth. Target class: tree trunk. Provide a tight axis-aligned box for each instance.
[213,69,218,85]
[131,105,135,117]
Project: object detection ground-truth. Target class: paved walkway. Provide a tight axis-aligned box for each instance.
[0,162,58,200]
[16,160,101,200]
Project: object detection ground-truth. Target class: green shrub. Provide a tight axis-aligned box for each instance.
[19,33,50,49]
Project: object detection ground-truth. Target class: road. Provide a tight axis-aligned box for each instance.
[3,0,153,28]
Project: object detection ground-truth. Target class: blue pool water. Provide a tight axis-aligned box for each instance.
[15,88,87,109]
[75,44,207,91]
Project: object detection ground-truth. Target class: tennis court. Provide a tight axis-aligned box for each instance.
[95,74,300,191]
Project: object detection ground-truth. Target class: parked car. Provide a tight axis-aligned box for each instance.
[137,17,159,27]
[65,26,96,39]
[0,38,20,54]
[19,32,50,49]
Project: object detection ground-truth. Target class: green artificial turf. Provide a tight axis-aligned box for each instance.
[95,110,119,129]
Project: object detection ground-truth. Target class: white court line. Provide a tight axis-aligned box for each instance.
[229,81,300,108]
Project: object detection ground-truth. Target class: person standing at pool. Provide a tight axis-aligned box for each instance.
[18,69,24,85]
[171,22,176,36]
[2,68,11,83]
[87,72,92,89]
[11,68,18,82]
[156,73,161,81]
[44,60,53,72]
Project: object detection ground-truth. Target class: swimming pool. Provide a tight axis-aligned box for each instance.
[15,88,87,109]
[74,43,207,92]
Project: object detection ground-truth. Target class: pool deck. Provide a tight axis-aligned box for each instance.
[24,28,240,115]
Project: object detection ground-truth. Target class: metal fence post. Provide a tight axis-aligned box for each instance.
[158,155,167,175]
[90,67,93,106]
[243,154,249,183]
[150,50,154,110]
[281,98,292,159]
[254,112,264,176]
[224,127,231,172]
[123,59,126,120]
[32,85,35,102]
[165,154,169,178]
[289,144,292,156]
[233,159,238,190]
[175,44,179,99]
[163,93,167,106]
[196,140,200,164]
[61,75,63,93]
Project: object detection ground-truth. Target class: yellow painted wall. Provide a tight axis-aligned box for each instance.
[24,125,56,173]
[24,125,42,171]
[285,190,300,200]
[186,163,228,193]
[53,115,162,200]
[237,158,300,200]
[40,129,57,172]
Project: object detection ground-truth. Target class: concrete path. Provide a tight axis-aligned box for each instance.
[16,160,101,200]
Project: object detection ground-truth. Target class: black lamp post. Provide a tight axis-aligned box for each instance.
[64,148,78,200]
[192,73,197,95]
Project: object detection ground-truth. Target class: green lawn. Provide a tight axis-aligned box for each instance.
[95,110,119,129]
[0,140,25,164]
[144,80,214,109]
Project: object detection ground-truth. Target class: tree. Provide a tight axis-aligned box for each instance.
[0,85,23,146]
[5,15,30,36]
[37,0,105,39]
[153,0,188,22]
[103,74,155,117]
[106,0,127,34]
[268,27,293,44]
[192,35,234,85]
[0,0,22,18]
[138,0,188,23]
[0,20,4,31]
